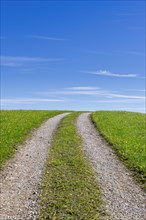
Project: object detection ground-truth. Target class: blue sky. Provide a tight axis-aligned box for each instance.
[1,0,145,112]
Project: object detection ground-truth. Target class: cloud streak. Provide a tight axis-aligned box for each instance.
[67,87,99,91]
[39,86,145,100]
[28,35,65,41]
[1,56,63,67]
[40,87,106,96]
[1,98,64,105]
[88,70,138,78]
[108,94,145,99]
[91,99,144,103]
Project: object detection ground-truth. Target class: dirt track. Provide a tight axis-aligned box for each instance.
[0,112,145,220]
[0,113,69,220]
[77,113,146,220]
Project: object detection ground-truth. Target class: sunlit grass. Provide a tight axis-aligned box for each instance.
[92,111,146,189]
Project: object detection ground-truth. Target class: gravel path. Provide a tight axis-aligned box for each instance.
[77,113,146,220]
[0,113,69,220]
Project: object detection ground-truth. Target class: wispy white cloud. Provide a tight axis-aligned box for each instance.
[86,70,138,78]
[41,90,99,96]
[67,87,100,91]
[40,87,105,96]
[28,35,65,41]
[1,98,65,105]
[91,99,144,103]
[39,86,145,100]
[137,89,146,92]
[0,56,63,67]
[81,70,145,78]
[109,94,145,99]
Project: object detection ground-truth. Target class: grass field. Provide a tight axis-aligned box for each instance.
[38,112,107,220]
[91,111,146,189]
[0,110,65,168]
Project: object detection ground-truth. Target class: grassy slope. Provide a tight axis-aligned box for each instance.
[0,110,65,168]
[92,111,146,189]
[38,112,107,220]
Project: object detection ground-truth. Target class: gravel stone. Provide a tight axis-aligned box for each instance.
[77,113,146,220]
[0,113,69,220]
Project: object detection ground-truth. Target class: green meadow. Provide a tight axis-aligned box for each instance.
[1,110,145,190]
[92,111,146,189]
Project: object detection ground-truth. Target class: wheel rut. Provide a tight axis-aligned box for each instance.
[77,113,146,220]
[0,113,69,220]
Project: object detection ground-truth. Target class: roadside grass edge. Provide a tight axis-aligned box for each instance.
[0,110,67,169]
[91,111,146,191]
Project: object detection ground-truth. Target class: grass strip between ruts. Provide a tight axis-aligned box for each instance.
[38,112,107,220]
[91,111,146,190]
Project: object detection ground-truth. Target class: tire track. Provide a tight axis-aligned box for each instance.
[77,113,146,220]
[0,113,69,220]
